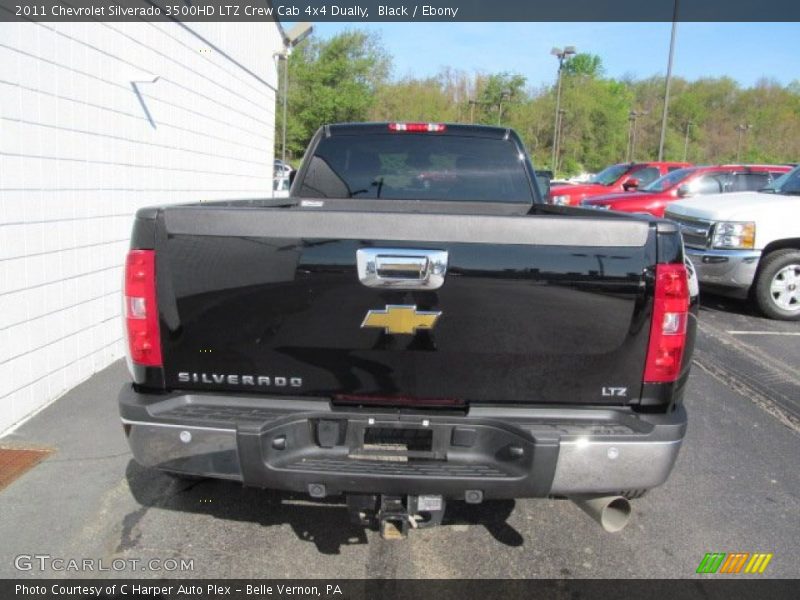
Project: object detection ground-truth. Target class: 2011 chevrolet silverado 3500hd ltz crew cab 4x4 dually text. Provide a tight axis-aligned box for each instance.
[119,123,698,537]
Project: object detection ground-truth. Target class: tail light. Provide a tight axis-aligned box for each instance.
[124,250,162,367]
[643,263,690,383]
[388,122,446,133]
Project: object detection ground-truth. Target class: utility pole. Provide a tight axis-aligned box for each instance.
[550,46,576,173]
[736,123,752,162]
[468,99,492,125]
[625,111,634,162]
[658,0,679,161]
[682,120,692,162]
[628,110,648,162]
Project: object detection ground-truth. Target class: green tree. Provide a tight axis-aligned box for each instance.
[548,54,630,174]
[556,77,633,173]
[369,68,474,123]
[563,53,604,78]
[475,72,527,125]
[278,28,800,174]
[277,30,390,159]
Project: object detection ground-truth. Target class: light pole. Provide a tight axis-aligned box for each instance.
[277,51,288,165]
[627,110,648,162]
[736,123,752,162]
[682,120,692,161]
[554,108,567,172]
[468,99,492,124]
[626,117,634,162]
[658,0,679,161]
[497,91,511,126]
[550,45,576,173]
[275,22,313,167]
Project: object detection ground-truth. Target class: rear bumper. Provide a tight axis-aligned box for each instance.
[119,386,686,499]
[685,247,761,297]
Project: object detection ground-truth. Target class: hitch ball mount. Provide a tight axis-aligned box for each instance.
[346,493,448,539]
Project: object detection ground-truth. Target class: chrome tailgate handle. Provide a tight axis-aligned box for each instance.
[357,248,448,290]
[376,255,428,279]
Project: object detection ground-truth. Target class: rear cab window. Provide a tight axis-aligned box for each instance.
[690,173,725,195]
[631,166,661,187]
[642,167,696,192]
[590,164,631,186]
[729,172,772,192]
[297,131,534,203]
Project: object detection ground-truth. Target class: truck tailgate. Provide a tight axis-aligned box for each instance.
[153,205,654,406]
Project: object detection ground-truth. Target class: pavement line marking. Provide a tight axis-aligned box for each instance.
[726,331,800,336]
[699,321,800,387]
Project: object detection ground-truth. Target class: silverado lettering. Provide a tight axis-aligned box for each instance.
[177,372,302,387]
[119,122,698,537]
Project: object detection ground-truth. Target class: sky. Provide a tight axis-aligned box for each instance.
[305,22,800,89]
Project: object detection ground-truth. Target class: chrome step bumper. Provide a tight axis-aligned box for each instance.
[119,386,686,498]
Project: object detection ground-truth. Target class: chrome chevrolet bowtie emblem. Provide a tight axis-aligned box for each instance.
[361,305,441,335]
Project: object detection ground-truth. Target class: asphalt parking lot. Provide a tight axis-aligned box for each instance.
[1,294,798,579]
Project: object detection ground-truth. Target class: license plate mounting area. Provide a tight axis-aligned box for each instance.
[349,425,436,462]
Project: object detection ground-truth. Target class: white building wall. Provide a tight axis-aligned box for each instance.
[0,21,284,434]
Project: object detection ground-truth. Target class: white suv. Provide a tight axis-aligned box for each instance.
[665,166,800,320]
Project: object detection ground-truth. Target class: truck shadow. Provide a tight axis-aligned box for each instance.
[124,460,523,554]
[441,500,523,546]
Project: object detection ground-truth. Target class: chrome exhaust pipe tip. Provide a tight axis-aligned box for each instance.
[571,495,632,533]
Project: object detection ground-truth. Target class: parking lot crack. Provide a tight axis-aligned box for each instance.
[693,353,800,434]
[694,319,800,432]
[46,451,132,463]
[698,321,800,388]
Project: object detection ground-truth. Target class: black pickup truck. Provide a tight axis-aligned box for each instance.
[119,123,697,536]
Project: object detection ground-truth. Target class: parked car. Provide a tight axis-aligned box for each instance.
[666,165,800,320]
[534,169,553,197]
[274,159,292,177]
[548,161,691,206]
[273,175,291,198]
[120,122,697,537]
[582,165,792,217]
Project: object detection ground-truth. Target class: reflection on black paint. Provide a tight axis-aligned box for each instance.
[158,234,659,405]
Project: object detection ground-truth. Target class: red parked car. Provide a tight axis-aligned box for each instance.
[581,164,792,217]
[548,161,691,206]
